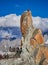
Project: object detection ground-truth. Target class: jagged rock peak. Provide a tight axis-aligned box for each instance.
[20,10,34,37]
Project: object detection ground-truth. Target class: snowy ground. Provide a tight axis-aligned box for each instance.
[0,58,22,65]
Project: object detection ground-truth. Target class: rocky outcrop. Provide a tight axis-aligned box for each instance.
[20,10,34,37]
[0,10,48,65]
[20,10,48,65]
[20,10,38,65]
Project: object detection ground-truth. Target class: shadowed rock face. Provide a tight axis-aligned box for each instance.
[35,46,48,65]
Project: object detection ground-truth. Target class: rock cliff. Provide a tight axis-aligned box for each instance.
[20,10,48,65]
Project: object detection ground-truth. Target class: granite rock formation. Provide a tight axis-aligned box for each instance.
[20,10,48,65]
[1,10,48,65]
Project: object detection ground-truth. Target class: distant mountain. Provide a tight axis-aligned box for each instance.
[0,27,22,41]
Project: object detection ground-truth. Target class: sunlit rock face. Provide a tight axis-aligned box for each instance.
[20,10,44,46]
[20,10,48,65]
[20,10,33,37]
[20,10,36,65]
[34,29,44,44]
[30,29,44,47]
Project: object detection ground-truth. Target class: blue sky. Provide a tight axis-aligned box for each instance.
[0,0,48,18]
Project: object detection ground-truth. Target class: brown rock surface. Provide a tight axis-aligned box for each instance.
[20,10,33,37]
[20,10,48,65]
[35,46,48,65]
[30,29,44,48]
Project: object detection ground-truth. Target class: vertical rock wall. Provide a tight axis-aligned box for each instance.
[20,10,36,65]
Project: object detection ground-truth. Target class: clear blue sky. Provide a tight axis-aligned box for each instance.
[0,0,48,18]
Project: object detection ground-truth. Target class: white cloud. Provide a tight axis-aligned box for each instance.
[32,16,48,32]
[0,14,21,27]
[0,14,48,32]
